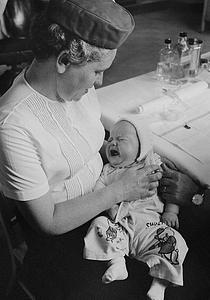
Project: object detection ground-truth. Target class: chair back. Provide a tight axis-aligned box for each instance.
[0,192,26,252]
[0,191,31,297]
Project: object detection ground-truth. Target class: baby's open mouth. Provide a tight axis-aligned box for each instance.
[110,149,120,156]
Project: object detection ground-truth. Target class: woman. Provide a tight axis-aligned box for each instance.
[0,0,162,298]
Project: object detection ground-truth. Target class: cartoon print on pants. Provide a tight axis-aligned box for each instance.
[95,218,128,253]
[105,218,124,242]
[148,227,179,265]
[106,225,117,242]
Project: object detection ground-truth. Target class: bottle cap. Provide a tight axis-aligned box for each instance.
[188,38,197,45]
[164,38,171,44]
[179,32,187,37]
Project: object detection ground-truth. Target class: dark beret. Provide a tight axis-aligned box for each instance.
[46,0,135,49]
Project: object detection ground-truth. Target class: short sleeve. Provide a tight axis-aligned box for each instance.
[0,124,49,200]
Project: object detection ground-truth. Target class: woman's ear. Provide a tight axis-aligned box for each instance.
[56,50,70,74]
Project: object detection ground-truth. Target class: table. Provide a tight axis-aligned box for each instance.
[96,52,210,187]
[97,52,210,130]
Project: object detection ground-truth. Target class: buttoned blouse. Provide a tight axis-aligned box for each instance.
[0,71,105,202]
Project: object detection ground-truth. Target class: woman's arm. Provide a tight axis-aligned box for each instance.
[0,124,161,236]
[159,157,210,211]
[15,183,121,235]
[15,164,162,236]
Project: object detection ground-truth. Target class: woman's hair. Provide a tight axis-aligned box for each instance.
[30,12,112,64]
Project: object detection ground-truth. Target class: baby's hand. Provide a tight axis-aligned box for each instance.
[161,212,179,229]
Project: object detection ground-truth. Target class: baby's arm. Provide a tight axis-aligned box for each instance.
[154,154,180,229]
[161,203,179,229]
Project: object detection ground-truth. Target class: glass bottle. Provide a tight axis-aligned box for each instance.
[176,32,189,59]
[157,38,183,83]
[159,38,179,64]
[188,38,202,77]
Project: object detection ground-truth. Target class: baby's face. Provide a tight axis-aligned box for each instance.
[106,121,139,167]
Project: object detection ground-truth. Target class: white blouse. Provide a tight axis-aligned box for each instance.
[0,71,105,203]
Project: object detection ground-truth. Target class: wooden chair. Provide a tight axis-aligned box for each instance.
[0,38,33,96]
[0,192,35,299]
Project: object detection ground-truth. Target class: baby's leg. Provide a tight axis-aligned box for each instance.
[146,256,160,268]
[84,216,129,260]
[139,225,188,300]
[102,256,128,284]
[147,278,168,300]
[84,216,129,283]
[145,257,166,300]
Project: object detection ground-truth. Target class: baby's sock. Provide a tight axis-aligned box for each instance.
[102,256,128,284]
[147,278,168,300]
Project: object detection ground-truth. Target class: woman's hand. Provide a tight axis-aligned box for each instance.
[159,157,199,206]
[117,164,162,202]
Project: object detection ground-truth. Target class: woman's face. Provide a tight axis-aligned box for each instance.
[57,49,117,101]
[106,121,140,168]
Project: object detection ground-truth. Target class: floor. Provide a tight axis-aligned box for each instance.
[1,1,210,299]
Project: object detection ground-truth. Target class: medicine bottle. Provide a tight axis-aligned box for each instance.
[176,32,189,59]
[160,38,179,64]
[188,38,202,77]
